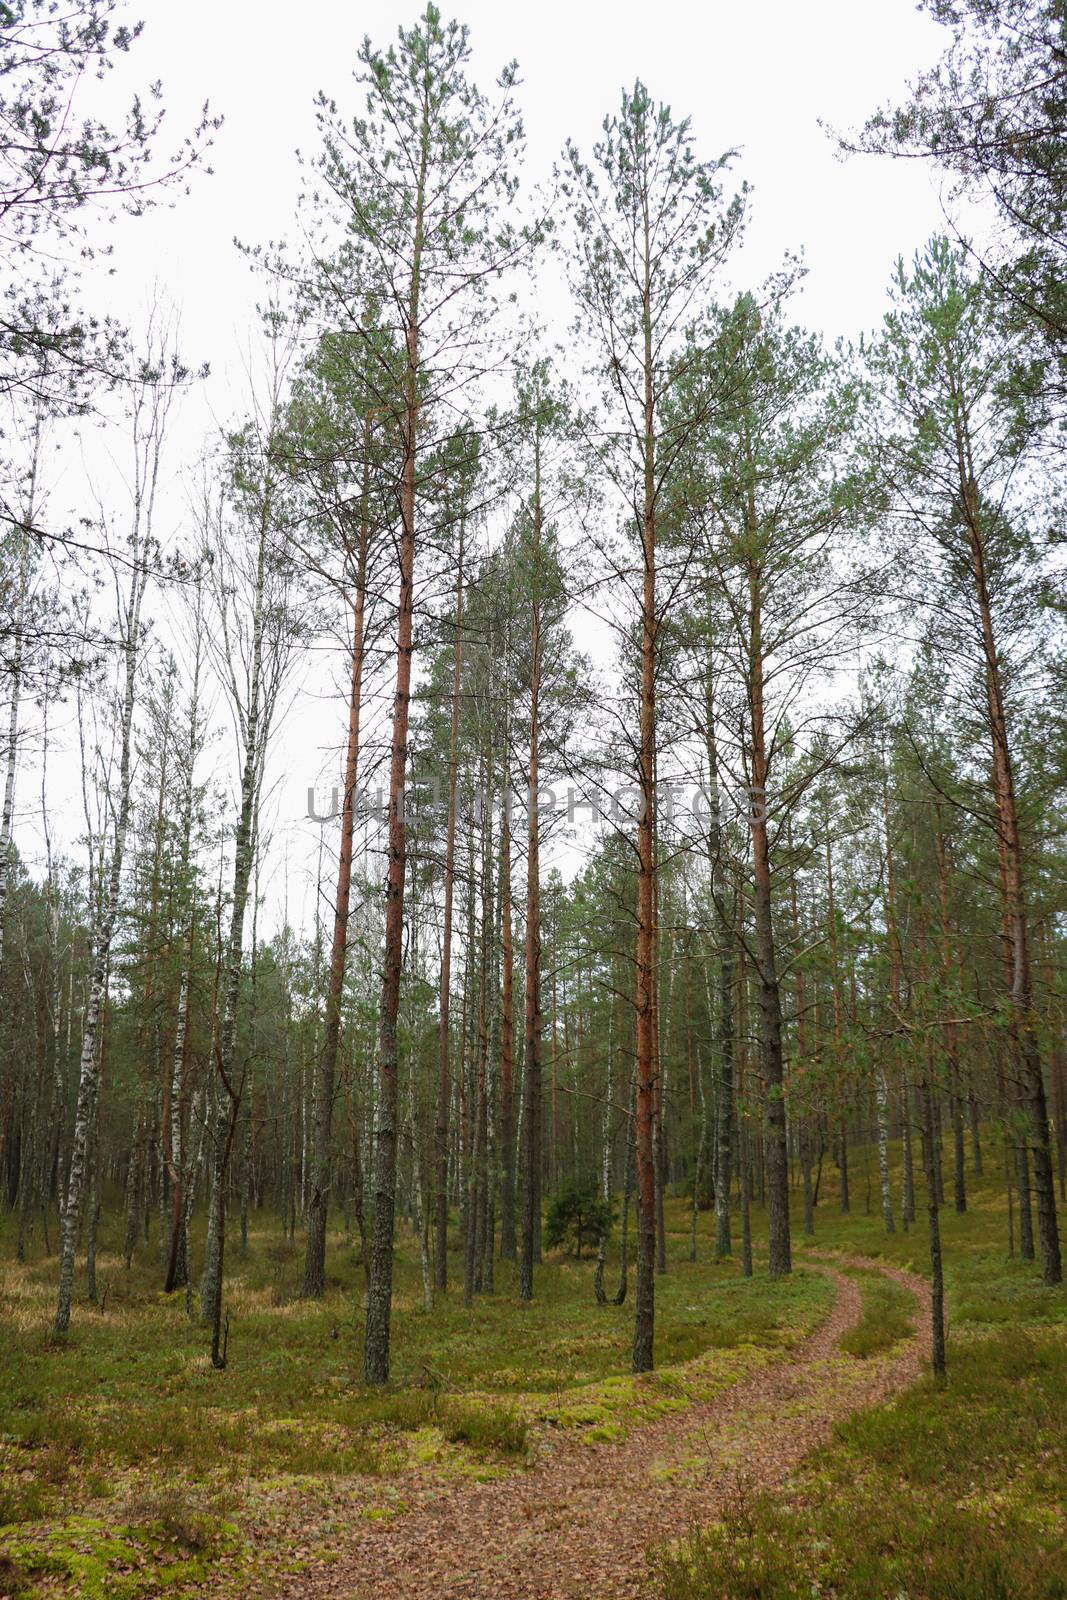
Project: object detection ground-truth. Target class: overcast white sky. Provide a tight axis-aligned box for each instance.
[24,0,985,934]
[104,0,957,378]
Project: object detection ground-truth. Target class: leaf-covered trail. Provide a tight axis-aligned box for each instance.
[285,1258,931,1600]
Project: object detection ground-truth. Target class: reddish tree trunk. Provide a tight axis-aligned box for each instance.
[434,519,465,1290]
[304,505,369,1298]
[519,503,543,1302]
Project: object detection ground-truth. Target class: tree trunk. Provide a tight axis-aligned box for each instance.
[363,143,426,1381]
[464,768,492,1308]
[740,1119,753,1278]
[499,763,516,1261]
[901,1068,916,1228]
[55,541,146,1337]
[304,503,369,1298]
[433,517,465,1291]
[202,469,277,1367]
[0,509,35,975]
[519,500,544,1304]
[747,559,790,1277]
[920,1053,947,1377]
[961,474,1060,1284]
[632,227,658,1371]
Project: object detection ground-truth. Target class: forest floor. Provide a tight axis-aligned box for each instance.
[281,1256,929,1599]
[1,1147,1066,1598]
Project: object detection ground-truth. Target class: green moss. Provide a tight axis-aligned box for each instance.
[656,1142,1067,1600]
[20,1133,1064,1595]
[3,1508,244,1599]
[587,1420,624,1443]
[657,1331,1067,1600]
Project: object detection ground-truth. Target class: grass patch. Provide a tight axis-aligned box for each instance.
[0,1194,835,1595]
[439,1402,527,1456]
[656,1330,1067,1600]
[0,1551,32,1596]
[655,1138,1067,1600]
[838,1268,914,1359]
[14,1132,1061,1596]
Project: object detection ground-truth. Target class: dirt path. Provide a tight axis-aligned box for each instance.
[285,1257,931,1600]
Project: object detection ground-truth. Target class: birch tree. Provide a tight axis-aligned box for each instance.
[198,373,303,1366]
[54,341,177,1335]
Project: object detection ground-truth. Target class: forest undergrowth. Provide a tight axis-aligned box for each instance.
[656,1163,1067,1600]
[0,1200,825,1596]
[0,1137,1063,1597]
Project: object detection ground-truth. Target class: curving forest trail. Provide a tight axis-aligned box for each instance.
[287,1257,932,1600]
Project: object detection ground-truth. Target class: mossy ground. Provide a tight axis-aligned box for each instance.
[6,1134,1062,1599]
[658,1139,1067,1600]
[0,1198,829,1596]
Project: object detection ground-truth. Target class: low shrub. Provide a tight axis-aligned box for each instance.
[439,1402,527,1456]
[655,1330,1067,1600]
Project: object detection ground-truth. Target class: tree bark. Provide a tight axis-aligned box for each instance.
[464,765,492,1307]
[433,515,466,1290]
[499,762,516,1261]
[0,534,31,975]
[959,471,1060,1283]
[519,496,544,1304]
[55,534,146,1336]
[363,118,427,1382]
[921,1052,947,1377]
[304,499,369,1298]
[746,558,790,1277]
[632,198,658,1371]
